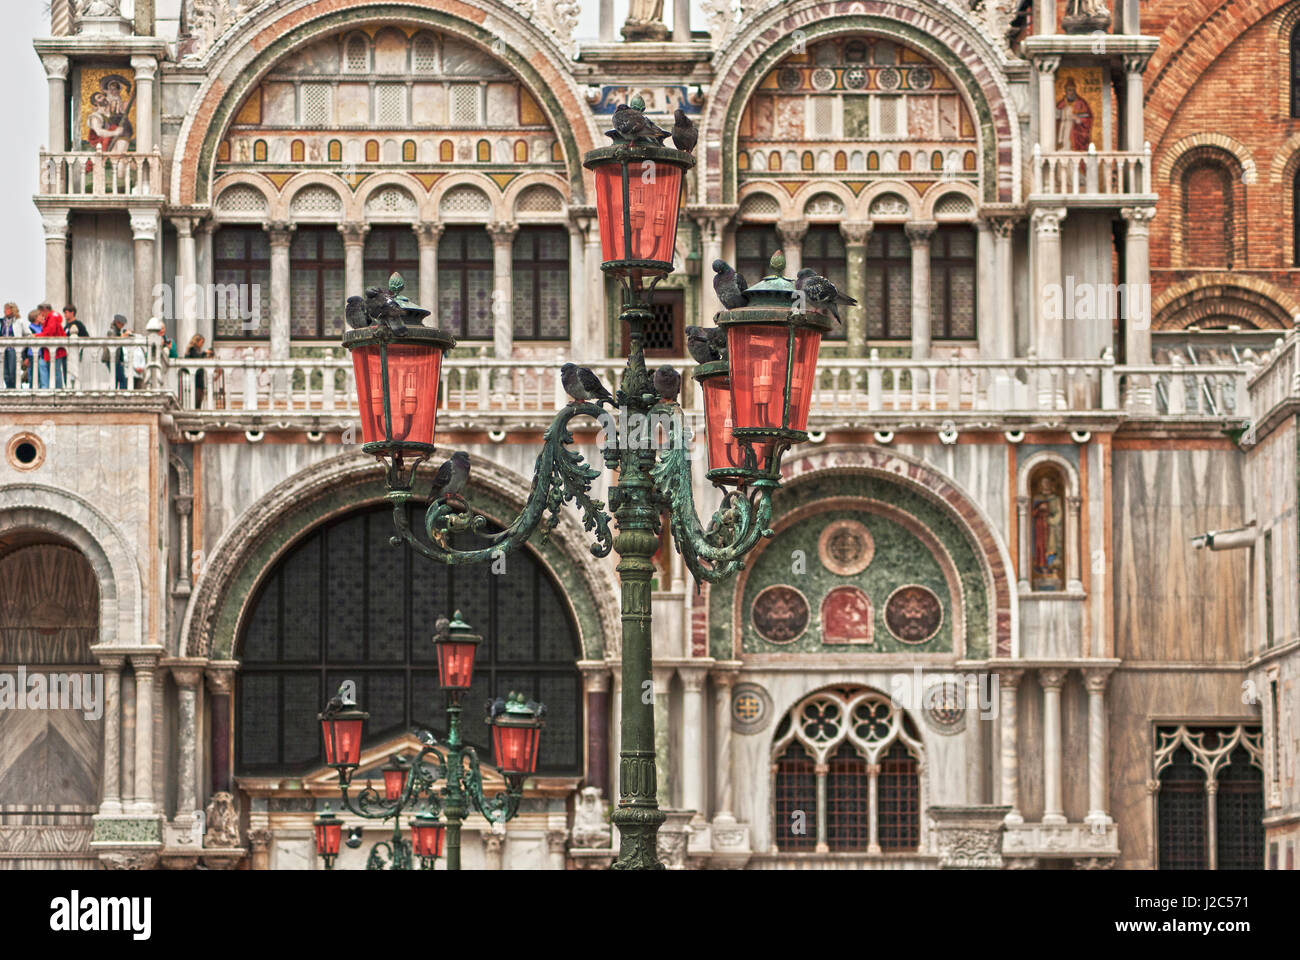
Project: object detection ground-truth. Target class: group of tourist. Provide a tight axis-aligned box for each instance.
[0,303,204,391]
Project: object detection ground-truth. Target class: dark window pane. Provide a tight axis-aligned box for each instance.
[774,742,817,851]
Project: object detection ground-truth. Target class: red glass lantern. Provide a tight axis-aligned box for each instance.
[319,701,369,778]
[434,611,482,691]
[381,755,408,802]
[313,806,342,869]
[489,693,545,777]
[693,360,774,484]
[342,273,455,461]
[410,812,446,868]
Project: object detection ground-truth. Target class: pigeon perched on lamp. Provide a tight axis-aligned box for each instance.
[560,363,615,406]
[712,259,750,310]
[653,365,682,402]
[608,95,670,145]
[671,108,697,153]
[795,268,856,325]
[363,285,409,336]
[429,451,471,502]
[344,296,369,330]
[686,325,727,363]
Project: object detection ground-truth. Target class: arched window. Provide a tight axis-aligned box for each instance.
[438,226,494,339]
[512,226,570,339]
[931,225,977,340]
[476,139,492,162]
[290,139,305,162]
[1157,746,1207,869]
[1216,744,1264,869]
[343,33,369,73]
[439,139,454,162]
[1182,161,1232,267]
[213,226,271,338]
[252,139,267,162]
[289,226,345,338]
[364,226,419,302]
[514,139,528,163]
[236,504,583,776]
[1028,464,1067,591]
[771,687,923,855]
[365,139,379,163]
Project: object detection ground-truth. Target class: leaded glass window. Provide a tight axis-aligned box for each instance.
[213,227,272,339]
[878,739,920,850]
[438,226,494,339]
[1216,745,1264,869]
[826,742,868,850]
[930,225,976,339]
[511,226,569,339]
[865,226,911,339]
[1157,746,1208,870]
[289,227,345,338]
[774,741,818,851]
[735,226,775,292]
[364,227,419,303]
[236,504,583,777]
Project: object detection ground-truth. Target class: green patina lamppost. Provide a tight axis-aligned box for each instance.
[314,613,545,870]
[338,99,831,869]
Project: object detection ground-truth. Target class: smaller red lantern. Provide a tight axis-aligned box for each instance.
[489,692,545,777]
[434,611,482,691]
[313,805,342,869]
[381,755,408,802]
[410,812,446,869]
[319,694,369,783]
[693,360,775,484]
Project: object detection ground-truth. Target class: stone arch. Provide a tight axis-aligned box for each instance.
[778,445,1015,657]
[352,171,428,221]
[212,175,274,222]
[736,183,790,221]
[1158,133,1257,185]
[169,0,597,210]
[702,1,1019,205]
[0,484,144,650]
[923,182,979,220]
[179,452,619,663]
[862,180,923,220]
[1163,140,1251,269]
[286,179,346,222]
[503,171,570,221]
[1150,273,1299,330]
[432,172,502,220]
[792,181,856,220]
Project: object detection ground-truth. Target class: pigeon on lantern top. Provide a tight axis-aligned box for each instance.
[433,615,451,642]
[560,363,615,406]
[795,268,856,325]
[671,108,697,154]
[321,683,356,719]
[653,365,682,402]
[344,296,369,330]
[429,451,471,502]
[686,325,727,364]
[712,259,750,310]
[362,285,409,337]
[608,96,670,145]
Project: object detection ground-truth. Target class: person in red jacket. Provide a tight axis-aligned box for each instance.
[35,303,67,388]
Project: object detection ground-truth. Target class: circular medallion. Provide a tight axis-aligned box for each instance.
[908,66,933,90]
[884,584,944,644]
[751,584,811,644]
[731,683,774,734]
[817,519,875,576]
[778,67,803,92]
[820,585,874,645]
[924,680,967,734]
[876,67,901,91]
[843,66,867,90]
[6,432,46,471]
[811,67,837,91]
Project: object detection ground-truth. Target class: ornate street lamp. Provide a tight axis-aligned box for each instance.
[315,613,544,871]
[340,99,825,869]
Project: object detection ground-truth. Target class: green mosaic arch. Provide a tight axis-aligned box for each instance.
[177,2,590,206]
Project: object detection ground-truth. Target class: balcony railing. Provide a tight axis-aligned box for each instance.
[1246,332,1300,423]
[0,337,150,392]
[1031,143,1152,200]
[0,341,1254,424]
[38,150,165,199]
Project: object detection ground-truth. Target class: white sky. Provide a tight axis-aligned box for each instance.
[0,1,710,311]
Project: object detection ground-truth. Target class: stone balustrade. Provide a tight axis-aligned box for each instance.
[38,150,165,199]
[1030,143,1153,202]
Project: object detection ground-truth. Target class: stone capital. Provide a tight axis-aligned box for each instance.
[130,653,161,674]
[995,667,1024,690]
[41,54,70,81]
[412,222,444,245]
[775,218,809,244]
[710,662,743,688]
[486,221,519,244]
[169,216,196,239]
[95,653,127,670]
[546,829,568,854]
[247,828,273,851]
[338,221,370,245]
[905,220,938,245]
[1122,54,1150,75]
[678,665,709,693]
[130,211,159,241]
[987,216,1019,239]
[1038,667,1068,690]
[577,660,611,693]
[1034,56,1061,75]
[1121,206,1156,236]
[174,494,194,515]
[265,221,295,247]
[1082,668,1112,695]
[41,209,71,240]
[838,219,872,245]
[688,204,738,240]
[166,664,204,689]
[204,661,240,697]
[129,55,158,81]
[1032,208,1067,237]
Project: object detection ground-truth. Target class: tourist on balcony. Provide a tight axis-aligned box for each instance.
[35,304,68,389]
[159,320,178,360]
[0,302,29,389]
[105,314,128,389]
[26,309,43,388]
[185,334,212,408]
[62,305,88,388]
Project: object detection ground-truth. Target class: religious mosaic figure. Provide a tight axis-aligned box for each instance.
[1030,471,1065,590]
[1056,78,1093,152]
[752,585,810,643]
[86,74,135,154]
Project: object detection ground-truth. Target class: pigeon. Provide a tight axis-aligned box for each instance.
[321,684,354,718]
[671,108,697,153]
[795,268,856,324]
[363,285,408,337]
[653,365,681,402]
[433,615,450,642]
[486,696,507,721]
[712,259,750,310]
[344,296,369,330]
[428,451,470,501]
[560,362,615,406]
[611,103,669,144]
[685,325,718,364]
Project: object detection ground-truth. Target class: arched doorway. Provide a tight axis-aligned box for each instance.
[234,503,584,778]
[0,536,102,869]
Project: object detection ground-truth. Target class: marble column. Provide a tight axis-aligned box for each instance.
[1205,780,1219,870]
[566,220,587,354]
[866,764,882,854]
[130,211,158,329]
[339,222,369,300]
[1066,495,1083,591]
[775,219,808,277]
[840,220,871,357]
[172,216,198,350]
[679,666,708,821]
[414,223,443,323]
[1121,206,1155,365]
[486,221,518,359]
[1035,0,1056,35]
[206,665,236,794]
[41,55,69,153]
[265,222,294,356]
[998,669,1023,823]
[196,221,215,344]
[711,668,739,820]
[580,664,611,797]
[248,829,273,870]
[652,664,673,807]
[1039,668,1067,824]
[130,56,157,154]
[131,654,159,814]
[905,221,937,383]
[173,494,193,594]
[1036,57,1060,150]
[171,666,203,820]
[694,213,730,323]
[974,218,995,355]
[1123,55,1147,152]
[1032,208,1067,407]
[577,208,604,356]
[599,0,615,41]
[1016,493,1031,590]
[814,761,830,852]
[989,217,1017,403]
[1083,669,1112,827]
[97,655,125,815]
[672,0,690,41]
[43,208,70,311]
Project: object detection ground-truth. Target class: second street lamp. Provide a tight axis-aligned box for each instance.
[340,98,828,869]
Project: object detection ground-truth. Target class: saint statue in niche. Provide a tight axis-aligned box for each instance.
[1030,470,1066,590]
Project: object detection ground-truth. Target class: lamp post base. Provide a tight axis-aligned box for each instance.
[611,805,666,870]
